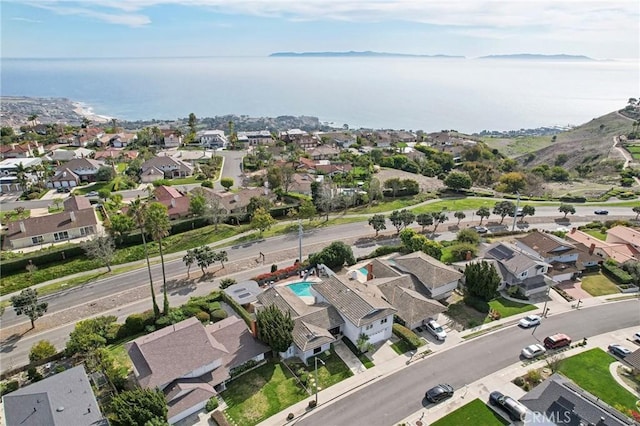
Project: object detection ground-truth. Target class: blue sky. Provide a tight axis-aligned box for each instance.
[2,1,638,59]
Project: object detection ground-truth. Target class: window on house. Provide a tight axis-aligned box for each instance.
[520,270,528,278]
[80,226,94,236]
[31,236,44,244]
[54,231,69,241]
[313,347,322,354]
[380,318,388,324]
[365,324,373,330]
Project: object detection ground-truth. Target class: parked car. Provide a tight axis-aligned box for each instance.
[473,226,489,234]
[594,209,609,215]
[425,319,447,341]
[634,332,640,343]
[518,314,542,328]
[521,344,546,359]
[543,333,572,350]
[86,191,98,197]
[425,384,454,403]
[489,391,528,421]
[608,344,632,358]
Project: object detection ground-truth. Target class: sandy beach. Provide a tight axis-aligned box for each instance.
[71,101,112,124]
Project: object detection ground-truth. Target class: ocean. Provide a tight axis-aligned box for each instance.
[1,56,638,133]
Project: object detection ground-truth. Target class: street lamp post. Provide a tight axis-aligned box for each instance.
[314,357,326,405]
[298,219,303,263]
[511,191,521,232]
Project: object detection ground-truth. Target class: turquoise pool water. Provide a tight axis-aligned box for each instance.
[359,267,369,275]
[287,282,314,297]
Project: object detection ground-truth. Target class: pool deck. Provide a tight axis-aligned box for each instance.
[275,276,322,305]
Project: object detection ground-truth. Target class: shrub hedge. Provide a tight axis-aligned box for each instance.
[602,262,633,284]
[392,323,424,349]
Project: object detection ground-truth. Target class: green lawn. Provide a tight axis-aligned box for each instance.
[488,297,536,318]
[390,340,414,355]
[558,348,638,413]
[582,229,607,240]
[72,182,111,194]
[0,209,30,222]
[165,176,201,185]
[430,398,508,426]
[580,273,621,297]
[223,352,352,426]
[350,197,424,214]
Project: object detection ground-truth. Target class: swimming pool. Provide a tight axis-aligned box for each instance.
[359,267,369,275]
[287,282,314,297]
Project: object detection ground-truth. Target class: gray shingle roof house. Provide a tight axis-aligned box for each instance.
[2,364,107,426]
[519,373,635,426]
[255,285,344,363]
[392,251,463,300]
[126,316,269,424]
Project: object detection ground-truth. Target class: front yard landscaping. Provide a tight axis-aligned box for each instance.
[222,351,352,426]
[558,348,638,414]
[487,297,536,320]
[580,273,621,296]
[429,398,508,426]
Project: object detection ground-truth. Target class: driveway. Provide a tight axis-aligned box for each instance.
[555,280,592,301]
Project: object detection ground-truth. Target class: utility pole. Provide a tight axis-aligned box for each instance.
[511,191,520,232]
[298,219,303,263]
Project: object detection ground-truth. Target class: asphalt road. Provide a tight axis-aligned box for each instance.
[296,300,640,426]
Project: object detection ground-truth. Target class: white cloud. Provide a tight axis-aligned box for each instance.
[11,17,44,23]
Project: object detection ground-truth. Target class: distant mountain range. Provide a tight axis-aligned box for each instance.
[477,54,595,61]
[269,51,596,61]
[269,51,464,58]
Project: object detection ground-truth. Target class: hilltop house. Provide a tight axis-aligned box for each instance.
[0,141,44,159]
[162,130,183,148]
[3,196,98,250]
[198,130,228,149]
[126,316,269,424]
[47,158,104,187]
[0,158,43,193]
[566,227,639,263]
[154,185,191,219]
[190,186,274,216]
[140,156,194,181]
[237,130,273,146]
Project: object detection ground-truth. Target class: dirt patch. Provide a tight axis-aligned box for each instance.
[374,168,444,191]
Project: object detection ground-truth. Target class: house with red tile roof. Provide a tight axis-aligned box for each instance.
[565,227,639,263]
[153,185,191,219]
[0,141,44,159]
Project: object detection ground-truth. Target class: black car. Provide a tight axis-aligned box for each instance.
[489,391,527,421]
[594,209,609,215]
[425,384,454,403]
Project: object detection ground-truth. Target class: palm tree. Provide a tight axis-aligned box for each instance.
[183,249,196,279]
[145,202,171,315]
[128,198,160,317]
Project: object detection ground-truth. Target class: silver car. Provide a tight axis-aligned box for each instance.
[521,344,546,359]
[425,319,447,341]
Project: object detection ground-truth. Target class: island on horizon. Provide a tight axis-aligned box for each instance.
[269,51,465,58]
[477,53,595,61]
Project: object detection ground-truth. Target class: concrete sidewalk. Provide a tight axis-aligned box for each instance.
[253,294,636,426]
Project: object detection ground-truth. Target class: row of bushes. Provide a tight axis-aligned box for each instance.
[392,323,424,349]
[463,294,490,313]
[219,290,253,328]
[602,262,633,284]
[253,264,301,284]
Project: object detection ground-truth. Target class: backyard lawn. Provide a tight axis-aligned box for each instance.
[558,348,638,413]
[488,297,536,319]
[582,229,607,240]
[222,351,352,426]
[580,273,621,297]
[430,398,508,426]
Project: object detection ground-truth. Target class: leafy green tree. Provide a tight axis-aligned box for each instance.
[633,206,640,220]
[368,214,387,236]
[189,193,206,216]
[10,288,48,329]
[96,166,116,182]
[251,207,275,236]
[256,305,294,354]
[464,261,500,301]
[145,202,171,315]
[454,211,466,225]
[416,213,433,232]
[367,177,383,205]
[431,212,449,234]
[215,250,228,268]
[520,205,536,222]
[29,340,57,363]
[493,201,515,224]
[219,278,237,290]
[220,177,234,191]
[384,177,403,198]
[193,245,216,274]
[201,193,226,230]
[558,203,576,218]
[267,166,283,190]
[308,241,356,269]
[444,171,472,191]
[389,210,404,234]
[183,249,197,278]
[457,228,480,245]
[247,196,273,217]
[298,199,317,222]
[188,112,197,136]
[109,388,168,426]
[81,234,116,272]
[106,213,134,246]
[496,172,526,194]
[476,206,490,225]
[98,188,112,201]
[65,316,117,356]
[128,198,160,317]
[400,209,415,229]
[356,333,374,353]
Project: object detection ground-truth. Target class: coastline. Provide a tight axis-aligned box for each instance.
[71,101,112,124]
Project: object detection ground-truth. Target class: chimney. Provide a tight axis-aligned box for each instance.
[589,243,595,255]
[571,227,576,234]
[70,211,76,222]
[366,263,374,281]
[19,221,26,233]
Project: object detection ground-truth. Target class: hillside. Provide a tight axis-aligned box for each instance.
[486,111,634,176]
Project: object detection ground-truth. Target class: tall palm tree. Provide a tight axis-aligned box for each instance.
[128,198,160,317]
[145,202,171,315]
